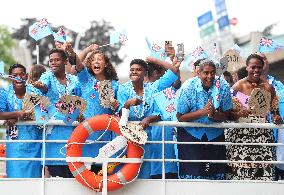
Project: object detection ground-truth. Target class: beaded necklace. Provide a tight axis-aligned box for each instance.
[130,82,147,119]
[53,73,71,98]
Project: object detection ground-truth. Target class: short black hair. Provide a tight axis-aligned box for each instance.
[237,66,248,80]
[9,63,26,75]
[49,48,68,61]
[246,54,264,66]
[130,59,148,71]
[147,62,165,76]
[194,58,206,67]
[199,59,216,72]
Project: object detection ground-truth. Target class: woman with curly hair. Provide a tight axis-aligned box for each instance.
[66,43,119,173]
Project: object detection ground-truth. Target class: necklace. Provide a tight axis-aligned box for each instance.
[131,82,146,119]
[53,73,71,98]
[246,77,261,87]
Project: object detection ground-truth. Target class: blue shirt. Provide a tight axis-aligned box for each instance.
[177,77,232,141]
[77,66,119,157]
[117,69,178,179]
[117,70,178,121]
[0,85,42,178]
[39,71,80,165]
[151,87,178,175]
[77,67,119,118]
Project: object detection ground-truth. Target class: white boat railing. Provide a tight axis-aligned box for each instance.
[0,120,284,195]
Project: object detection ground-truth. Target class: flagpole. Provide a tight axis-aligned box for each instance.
[36,44,40,64]
[99,43,112,48]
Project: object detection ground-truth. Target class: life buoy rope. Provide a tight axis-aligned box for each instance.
[66,114,144,192]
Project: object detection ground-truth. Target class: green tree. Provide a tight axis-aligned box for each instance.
[12,18,124,66]
[12,18,78,65]
[0,25,16,73]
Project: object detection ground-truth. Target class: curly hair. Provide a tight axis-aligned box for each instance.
[84,50,118,81]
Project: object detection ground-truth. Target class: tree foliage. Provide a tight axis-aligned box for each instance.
[79,20,124,65]
[11,18,124,66]
[11,18,78,65]
[0,25,16,72]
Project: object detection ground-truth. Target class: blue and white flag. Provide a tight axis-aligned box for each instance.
[258,37,284,53]
[145,37,166,61]
[34,103,50,124]
[63,107,80,125]
[110,29,128,45]
[210,78,221,109]
[0,61,4,75]
[191,46,209,59]
[53,27,66,43]
[29,18,53,41]
[182,46,209,72]
[231,44,241,53]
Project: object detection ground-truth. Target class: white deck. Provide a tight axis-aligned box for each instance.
[1,121,284,195]
[0,178,284,195]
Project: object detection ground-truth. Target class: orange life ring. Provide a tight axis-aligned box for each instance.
[0,144,6,157]
[66,114,144,192]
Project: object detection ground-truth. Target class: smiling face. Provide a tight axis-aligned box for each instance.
[49,52,67,74]
[129,63,147,83]
[198,64,216,89]
[10,67,28,90]
[246,57,264,82]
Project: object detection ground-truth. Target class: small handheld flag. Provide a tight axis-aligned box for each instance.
[258,37,284,53]
[53,27,66,43]
[0,61,4,75]
[63,106,80,125]
[29,18,53,41]
[110,29,128,45]
[145,37,166,61]
[34,103,50,124]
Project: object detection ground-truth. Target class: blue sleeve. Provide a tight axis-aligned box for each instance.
[112,80,119,99]
[77,66,91,84]
[176,87,192,114]
[39,72,51,90]
[117,84,129,112]
[152,70,178,92]
[0,89,8,112]
[220,84,233,111]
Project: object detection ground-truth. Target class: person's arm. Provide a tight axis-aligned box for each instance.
[212,82,233,122]
[0,90,33,120]
[146,56,179,75]
[64,42,85,72]
[0,110,32,121]
[31,72,49,93]
[78,44,99,63]
[269,84,283,124]
[140,115,161,129]
[32,81,48,93]
[177,100,213,122]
